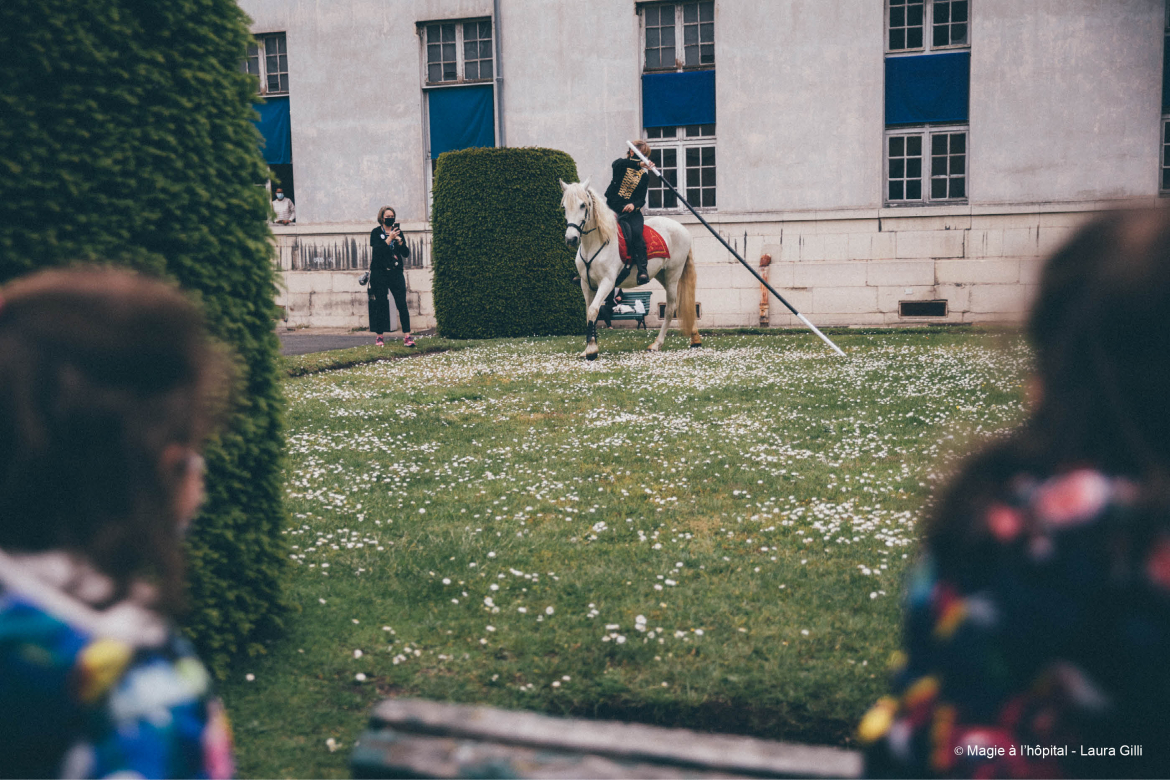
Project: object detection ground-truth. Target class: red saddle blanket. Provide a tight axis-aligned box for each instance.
[617,224,671,265]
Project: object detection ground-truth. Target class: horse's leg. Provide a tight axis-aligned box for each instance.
[583,276,615,361]
[649,278,676,352]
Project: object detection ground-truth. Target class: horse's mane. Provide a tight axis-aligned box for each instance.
[562,182,618,246]
[587,187,619,245]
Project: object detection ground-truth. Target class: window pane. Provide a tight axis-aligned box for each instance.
[664,148,677,167]
[951,133,965,153]
[464,22,476,39]
[427,25,441,43]
[700,1,713,21]
[908,4,923,25]
[890,159,905,178]
[703,189,715,207]
[932,134,948,154]
[891,7,905,26]
[279,73,289,92]
[443,62,457,80]
[685,47,698,67]
[646,50,661,69]
[907,27,922,48]
[442,24,455,42]
[931,156,946,176]
[700,43,714,63]
[907,157,921,178]
[481,61,492,79]
[688,188,700,203]
[481,40,493,58]
[702,167,715,186]
[684,2,697,23]
[665,190,677,208]
[428,43,442,63]
[465,61,479,80]
[686,147,700,166]
[890,29,905,49]
[648,28,660,47]
[951,178,965,198]
[268,73,280,92]
[951,23,967,43]
[907,135,921,155]
[663,46,676,65]
[953,1,968,22]
[889,136,904,156]
[465,41,478,60]
[936,3,950,23]
[684,25,698,45]
[662,27,675,46]
[650,191,663,209]
[949,156,965,175]
[700,23,713,42]
[700,146,714,166]
[907,180,921,199]
[428,63,442,82]
[931,178,947,199]
[890,181,904,200]
[481,21,493,38]
[934,25,949,47]
[443,43,455,61]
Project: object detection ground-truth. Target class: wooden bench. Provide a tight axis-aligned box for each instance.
[605,289,653,329]
[351,699,862,779]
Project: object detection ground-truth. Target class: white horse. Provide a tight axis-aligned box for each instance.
[559,179,701,360]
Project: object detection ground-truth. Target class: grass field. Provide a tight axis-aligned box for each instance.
[220,328,1030,778]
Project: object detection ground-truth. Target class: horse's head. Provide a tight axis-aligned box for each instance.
[559,178,592,250]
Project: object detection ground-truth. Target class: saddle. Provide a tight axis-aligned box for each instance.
[616,225,671,265]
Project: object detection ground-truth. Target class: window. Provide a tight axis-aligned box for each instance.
[643,2,714,71]
[1162,119,1170,193]
[886,127,966,204]
[243,33,289,95]
[887,0,968,54]
[646,125,716,210]
[424,19,493,84]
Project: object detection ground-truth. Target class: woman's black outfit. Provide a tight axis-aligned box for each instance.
[605,157,650,284]
[368,225,411,334]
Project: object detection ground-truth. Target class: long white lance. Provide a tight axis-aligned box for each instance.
[626,141,845,357]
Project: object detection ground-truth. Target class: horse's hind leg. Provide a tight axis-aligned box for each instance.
[649,283,675,352]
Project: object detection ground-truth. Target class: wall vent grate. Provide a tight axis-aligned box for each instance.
[899,300,948,318]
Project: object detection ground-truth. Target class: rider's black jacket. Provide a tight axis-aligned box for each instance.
[605,158,649,213]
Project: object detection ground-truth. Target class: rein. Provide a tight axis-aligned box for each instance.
[569,195,608,291]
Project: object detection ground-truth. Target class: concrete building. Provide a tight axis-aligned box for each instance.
[238,0,1167,331]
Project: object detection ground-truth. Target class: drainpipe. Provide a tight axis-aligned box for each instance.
[493,0,506,146]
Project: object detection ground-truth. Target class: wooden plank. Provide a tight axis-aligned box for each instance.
[364,699,861,779]
[351,729,743,779]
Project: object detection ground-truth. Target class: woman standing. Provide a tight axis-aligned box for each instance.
[861,209,1170,778]
[0,268,234,778]
[369,205,414,347]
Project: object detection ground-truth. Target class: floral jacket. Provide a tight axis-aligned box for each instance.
[0,550,233,778]
[862,469,1170,778]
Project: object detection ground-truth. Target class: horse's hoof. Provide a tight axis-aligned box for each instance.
[586,352,597,361]
[689,342,703,349]
[646,345,660,353]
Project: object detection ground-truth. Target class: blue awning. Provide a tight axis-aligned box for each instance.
[428,85,496,157]
[253,96,291,164]
[642,70,716,128]
[885,52,970,126]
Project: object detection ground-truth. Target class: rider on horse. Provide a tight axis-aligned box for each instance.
[605,140,653,285]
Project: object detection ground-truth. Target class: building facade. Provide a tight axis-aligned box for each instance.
[239,0,1166,331]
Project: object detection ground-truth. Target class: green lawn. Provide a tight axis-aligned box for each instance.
[222,329,1030,778]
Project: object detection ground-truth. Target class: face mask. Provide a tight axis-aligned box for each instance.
[276,193,284,200]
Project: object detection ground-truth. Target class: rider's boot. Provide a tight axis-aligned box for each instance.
[635,253,650,286]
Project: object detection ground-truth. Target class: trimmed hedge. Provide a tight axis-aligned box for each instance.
[432,147,585,338]
[0,0,287,674]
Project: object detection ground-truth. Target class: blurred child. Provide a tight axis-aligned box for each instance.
[0,268,234,778]
[862,209,1170,778]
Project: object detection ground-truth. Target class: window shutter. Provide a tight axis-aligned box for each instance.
[429,84,496,157]
[642,70,716,129]
[885,52,970,126]
[253,96,292,164]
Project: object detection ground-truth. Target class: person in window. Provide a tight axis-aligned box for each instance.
[860,209,1170,779]
[369,205,413,347]
[605,140,652,285]
[271,187,295,224]
[0,267,234,779]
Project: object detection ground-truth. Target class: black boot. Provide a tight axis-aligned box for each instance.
[636,254,650,286]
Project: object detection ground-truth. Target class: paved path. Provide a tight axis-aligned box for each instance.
[277,328,435,356]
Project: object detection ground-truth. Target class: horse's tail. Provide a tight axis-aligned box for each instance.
[678,249,701,346]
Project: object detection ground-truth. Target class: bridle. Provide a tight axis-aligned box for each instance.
[567,194,609,291]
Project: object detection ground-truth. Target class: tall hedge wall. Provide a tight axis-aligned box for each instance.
[0,0,287,673]
[432,147,585,338]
